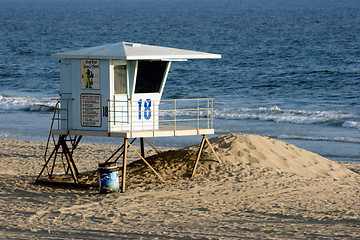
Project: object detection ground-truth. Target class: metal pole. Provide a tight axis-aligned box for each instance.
[207,99,210,129]
[66,99,69,130]
[174,100,177,134]
[153,100,155,137]
[121,138,128,193]
[140,137,145,159]
[107,99,110,133]
[197,99,200,130]
[130,100,133,138]
[211,99,214,129]
[57,101,60,129]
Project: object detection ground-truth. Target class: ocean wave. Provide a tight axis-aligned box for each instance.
[276,135,360,144]
[342,121,360,131]
[214,105,360,130]
[0,95,55,112]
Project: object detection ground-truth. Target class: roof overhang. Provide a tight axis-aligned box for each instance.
[51,42,221,61]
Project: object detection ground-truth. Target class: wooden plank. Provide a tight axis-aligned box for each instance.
[49,148,60,178]
[113,138,136,163]
[36,138,62,182]
[204,135,221,163]
[191,135,206,178]
[128,142,166,183]
[59,136,79,184]
[121,138,128,193]
[140,138,145,158]
[144,137,159,154]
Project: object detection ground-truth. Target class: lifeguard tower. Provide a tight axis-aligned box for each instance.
[36,42,221,192]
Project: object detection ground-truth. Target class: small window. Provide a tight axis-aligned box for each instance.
[135,61,168,93]
[114,65,127,94]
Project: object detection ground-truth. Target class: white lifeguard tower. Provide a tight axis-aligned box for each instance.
[36,42,221,192]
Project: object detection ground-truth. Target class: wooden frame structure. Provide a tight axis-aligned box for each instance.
[36,133,220,192]
[36,96,221,192]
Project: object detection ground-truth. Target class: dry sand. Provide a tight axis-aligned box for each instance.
[0,134,359,239]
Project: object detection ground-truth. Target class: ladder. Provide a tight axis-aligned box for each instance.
[36,101,82,183]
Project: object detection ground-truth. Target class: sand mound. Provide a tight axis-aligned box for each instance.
[129,134,356,181]
[208,134,355,179]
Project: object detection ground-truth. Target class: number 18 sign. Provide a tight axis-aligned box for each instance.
[138,99,152,120]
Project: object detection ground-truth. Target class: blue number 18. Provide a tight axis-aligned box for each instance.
[138,99,152,120]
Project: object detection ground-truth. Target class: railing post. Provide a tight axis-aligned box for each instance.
[174,100,177,134]
[130,99,133,137]
[153,100,156,137]
[113,96,116,126]
[197,99,200,131]
[107,99,110,133]
[57,100,60,129]
[211,98,214,129]
[207,99,210,129]
[66,99,69,130]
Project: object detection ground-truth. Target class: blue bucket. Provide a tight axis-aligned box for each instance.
[98,162,119,193]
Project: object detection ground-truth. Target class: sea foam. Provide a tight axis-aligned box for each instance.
[0,95,55,112]
[342,121,360,131]
[214,105,359,130]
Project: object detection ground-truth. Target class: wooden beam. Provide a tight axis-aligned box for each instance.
[140,138,145,158]
[49,148,60,178]
[191,135,206,178]
[143,137,160,154]
[128,142,166,183]
[204,135,221,163]
[121,138,128,193]
[113,138,137,163]
[59,136,78,184]
[191,135,221,178]
[36,137,62,182]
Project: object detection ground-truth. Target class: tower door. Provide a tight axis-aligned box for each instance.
[111,63,129,130]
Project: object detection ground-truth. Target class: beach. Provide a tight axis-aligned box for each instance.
[1,1,359,238]
[1,134,359,239]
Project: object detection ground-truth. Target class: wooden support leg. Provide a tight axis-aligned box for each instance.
[106,143,125,163]
[71,135,82,154]
[191,135,221,178]
[36,138,62,182]
[143,137,160,154]
[50,149,60,178]
[59,136,78,184]
[140,137,145,158]
[203,135,221,163]
[63,136,80,176]
[112,138,136,163]
[121,138,128,193]
[128,142,166,183]
[191,135,206,178]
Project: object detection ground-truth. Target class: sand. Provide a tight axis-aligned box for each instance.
[0,134,359,239]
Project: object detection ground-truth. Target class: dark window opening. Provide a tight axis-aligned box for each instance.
[135,61,168,93]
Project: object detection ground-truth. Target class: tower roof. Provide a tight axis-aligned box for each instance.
[52,42,221,61]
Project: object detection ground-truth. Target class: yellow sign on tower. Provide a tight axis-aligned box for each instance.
[81,59,100,90]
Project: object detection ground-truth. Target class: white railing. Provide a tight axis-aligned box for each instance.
[108,98,214,132]
[50,98,214,133]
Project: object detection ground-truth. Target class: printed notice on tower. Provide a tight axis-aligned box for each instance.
[81,94,102,127]
[81,59,100,90]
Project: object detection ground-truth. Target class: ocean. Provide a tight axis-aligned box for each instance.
[1,0,359,162]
